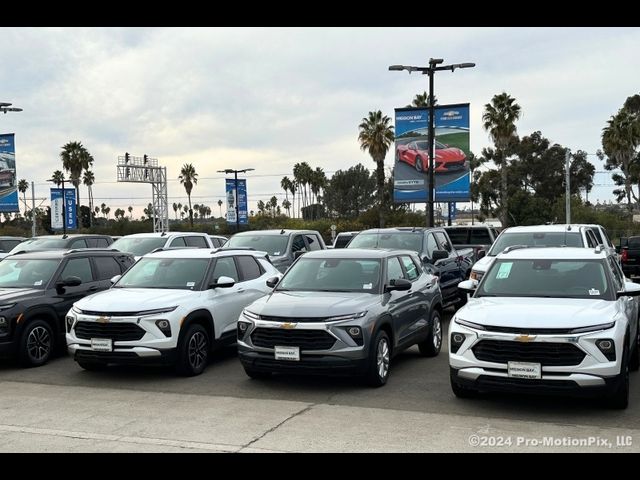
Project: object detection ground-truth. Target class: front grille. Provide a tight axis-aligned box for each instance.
[75,321,146,341]
[472,340,585,366]
[251,328,336,350]
[259,315,329,323]
[481,326,578,335]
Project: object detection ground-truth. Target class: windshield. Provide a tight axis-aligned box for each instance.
[347,232,423,253]
[278,258,382,293]
[111,237,167,256]
[226,235,288,256]
[477,259,610,299]
[9,238,67,253]
[488,231,582,256]
[0,258,60,289]
[116,258,210,290]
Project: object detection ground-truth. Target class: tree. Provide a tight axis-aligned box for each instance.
[173,202,179,220]
[114,208,125,220]
[358,110,395,227]
[179,163,198,227]
[482,92,522,227]
[51,170,64,187]
[217,199,223,218]
[17,179,28,216]
[323,164,376,218]
[60,141,93,225]
[281,176,293,215]
[282,199,291,216]
[407,91,437,108]
[128,205,133,219]
[82,170,95,226]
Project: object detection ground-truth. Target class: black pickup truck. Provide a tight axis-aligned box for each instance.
[347,227,474,309]
[619,236,640,278]
[443,225,499,263]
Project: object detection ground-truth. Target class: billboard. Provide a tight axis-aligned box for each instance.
[225,178,248,225]
[0,133,19,212]
[393,104,470,203]
[50,188,76,230]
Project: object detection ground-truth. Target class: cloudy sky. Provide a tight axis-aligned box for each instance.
[1,27,638,218]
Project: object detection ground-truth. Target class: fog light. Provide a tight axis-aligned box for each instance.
[596,339,616,361]
[450,333,466,354]
[344,326,363,346]
[65,316,74,333]
[237,321,251,339]
[155,319,172,337]
[348,327,361,337]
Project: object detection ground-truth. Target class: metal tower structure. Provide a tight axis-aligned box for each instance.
[117,153,169,233]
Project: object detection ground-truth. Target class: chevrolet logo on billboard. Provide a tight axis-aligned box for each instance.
[442,110,460,117]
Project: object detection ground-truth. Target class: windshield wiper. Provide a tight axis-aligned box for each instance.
[315,289,355,292]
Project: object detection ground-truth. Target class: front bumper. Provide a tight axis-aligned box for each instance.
[70,344,177,366]
[239,350,369,376]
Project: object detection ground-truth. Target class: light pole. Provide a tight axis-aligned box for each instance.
[0,102,22,115]
[47,175,67,237]
[216,168,254,233]
[389,59,475,227]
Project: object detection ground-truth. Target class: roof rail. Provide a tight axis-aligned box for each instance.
[64,248,121,255]
[502,245,532,254]
[213,247,256,253]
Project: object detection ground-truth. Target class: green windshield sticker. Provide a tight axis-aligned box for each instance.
[496,262,513,279]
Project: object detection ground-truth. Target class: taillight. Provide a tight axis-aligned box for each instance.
[622,248,629,263]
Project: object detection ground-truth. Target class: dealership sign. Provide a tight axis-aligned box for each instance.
[225,178,248,225]
[50,188,76,230]
[393,104,470,203]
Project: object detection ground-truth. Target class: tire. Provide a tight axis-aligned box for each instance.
[77,360,106,371]
[415,156,423,172]
[607,343,629,409]
[175,324,210,377]
[365,330,391,387]
[450,370,478,399]
[18,319,54,367]
[244,367,271,380]
[418,310,442,357]
[630,327,640,372]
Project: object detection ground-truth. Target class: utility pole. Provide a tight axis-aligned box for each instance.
[31,181,36,237]
[565,149,571,224]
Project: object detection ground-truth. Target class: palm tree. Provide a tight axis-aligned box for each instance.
[482,92,522,227]
[179,163,198,227]
[173,202,179,220]
[60,141,93,225]
[408,91,437,108]
[217,199,223,218]
[82,170,95,227]
[358,110,395,227]
[602,109,639,211]
[51,170,64,187]
[17,179,28,216]
[193,204,200,223]
[128,205,133,219]
[281,176,292,205]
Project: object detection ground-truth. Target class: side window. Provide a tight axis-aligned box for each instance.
[291,235,307,253]
[210,238,221,248]
[591,228,603,245]
[601,228,613,248]
[60,258,93,283]
[95,238,110,248]
[85,238,98,248]
[386,257,405,282]
[93,256,122,281]
[400,256,419,281]
[170,237,187,247]
[305,234,322,251]
[469,229,492,244]
[236,255,262,281]
[186,236,208,248]
[212,257,239,282]
[608,257,623,291]
[426,234,438,258]
[434,232,452,252]
[70,239,87,249]
[117,256,134,271]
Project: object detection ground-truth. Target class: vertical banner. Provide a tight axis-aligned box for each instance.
[0,133,19,212]
[50,188,76,230]
[225,178,248,225]
[393,104,470,203]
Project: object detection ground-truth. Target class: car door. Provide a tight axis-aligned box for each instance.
[51,257,100,324]
[384,256,414,346]
[206,256,245,337]
[398,255,429,344]
[235,254,270,306]
[434,231,461,303]
[609,256,638,347]
[91,255,125,291]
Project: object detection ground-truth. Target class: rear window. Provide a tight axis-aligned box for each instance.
[334,235,353,249]
[488,231,583,256]
[444,228,469,244]
[628,237,640,249]
[469,229,492,244]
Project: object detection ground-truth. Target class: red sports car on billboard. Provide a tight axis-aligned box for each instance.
[396,140,467,173]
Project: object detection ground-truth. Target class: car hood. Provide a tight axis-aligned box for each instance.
[457,296,619,329]
[471,255,495,273]
[75,288,196,313]
[247,291,378,319]
[435,148,465,161]
[0,288,45,303]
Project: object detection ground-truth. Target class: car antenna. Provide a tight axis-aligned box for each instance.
[161,231,166,237]
[280,229,285,234]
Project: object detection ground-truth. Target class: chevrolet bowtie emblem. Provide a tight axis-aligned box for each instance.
[515,334,536,342]
[96,316,110,324]
[280,322,297,329]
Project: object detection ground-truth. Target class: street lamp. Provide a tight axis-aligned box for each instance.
[46,174,67,237]
[389,59,475,227]
[0,102,23,114]
[216,168,255,233]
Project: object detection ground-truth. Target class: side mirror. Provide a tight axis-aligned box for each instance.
[618,281,640,298]
[431,250,448,263]
[293,250,305,259]
[458,279,478,294]
[110,274,122,285]
[385,278,412,292]
[266,276,279,288]
[476,249,486,260]
[55,276,82,292]
[211,275,235,289]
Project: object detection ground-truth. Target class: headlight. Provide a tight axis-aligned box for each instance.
[242,309,260,320]
[0,303,16,311]
[326,311,368,322]
[137,306,178,316]
[454,318,486,330]
[71,305,82,314]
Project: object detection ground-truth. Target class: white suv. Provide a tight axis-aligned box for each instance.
[111,232,214,260]
[451,246,640,408]
[65,248,281,376]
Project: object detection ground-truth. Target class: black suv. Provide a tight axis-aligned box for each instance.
[8,234,114,255]
[0,249,135,367]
